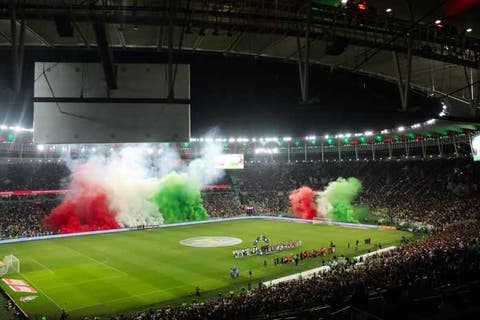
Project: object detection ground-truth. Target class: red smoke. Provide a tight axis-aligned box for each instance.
[443,0,479,17]
[289,187,317,219]
[42,173,120,234]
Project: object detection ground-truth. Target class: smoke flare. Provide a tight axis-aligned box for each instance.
[42,141,223,234]
[289,187,317,219]
[42,181,119,233]
[151,172,209,224]
[289,177,362,222]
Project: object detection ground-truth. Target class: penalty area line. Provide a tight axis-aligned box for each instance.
[20,273,64,311]
[59,244,129,276]
[30,258,55,275]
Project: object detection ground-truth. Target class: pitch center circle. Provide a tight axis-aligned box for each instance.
[180,236,242,247]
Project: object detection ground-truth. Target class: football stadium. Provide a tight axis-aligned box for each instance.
[0,1,480,320]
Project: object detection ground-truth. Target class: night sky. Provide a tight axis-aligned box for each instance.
[0,50,440,137]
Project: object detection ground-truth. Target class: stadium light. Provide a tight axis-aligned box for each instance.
[0,125,7,130]
[439,102,448,117]
[345,133,352,138]
[364,131,373,136]
[36,144,45,151]
[324,134,329,139]
[283,137,292,142]
[91,147,96,152]
[386,8,392,13]
[381,129,389,134]
[426,119,436,125]
[466,28,472,33]
[228,137,235,143]
[255,147,278,154]
[398,126,405,132]
[411,123,421,129]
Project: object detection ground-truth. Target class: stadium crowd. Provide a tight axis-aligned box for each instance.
[237,159,480,227]
[0,196,58,239]
[0,159,479,239]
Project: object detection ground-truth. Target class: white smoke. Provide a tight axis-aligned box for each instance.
[62,139,225,227]
[314,191,333,218]
[187,141,224,187]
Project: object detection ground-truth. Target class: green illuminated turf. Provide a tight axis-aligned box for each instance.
[0,219,412,319]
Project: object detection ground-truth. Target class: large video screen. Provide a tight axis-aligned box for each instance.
[215,154,244,169]
[473,133,480,161]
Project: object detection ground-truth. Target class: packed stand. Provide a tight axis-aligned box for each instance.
[202,190,242,218]
[236,159,480,227]
[0,195,58,239]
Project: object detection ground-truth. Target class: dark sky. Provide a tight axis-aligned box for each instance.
[0,49,440,137]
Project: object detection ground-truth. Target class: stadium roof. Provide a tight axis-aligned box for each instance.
[0,1,479,113]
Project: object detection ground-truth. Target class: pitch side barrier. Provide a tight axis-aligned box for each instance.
[0,216,385,245]
[263,246,398,287]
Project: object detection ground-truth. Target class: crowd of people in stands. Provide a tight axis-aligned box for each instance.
[201,190,241,218]
[0,159,479,239]
[237,159,480,227]
[0,163,69,191]
[0,195,58,239]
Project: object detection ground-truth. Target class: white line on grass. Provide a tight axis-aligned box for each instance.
[20,272,64,310]
[46,274,127,290]
[59,245,129,276]
[30,258,55,275]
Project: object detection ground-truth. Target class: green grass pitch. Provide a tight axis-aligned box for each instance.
[0,219,412,319]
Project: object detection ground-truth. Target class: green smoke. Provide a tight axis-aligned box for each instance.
[324,177,362,222]
[151,172,209,224]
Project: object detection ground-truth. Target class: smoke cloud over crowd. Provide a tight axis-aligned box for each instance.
[289,177,363,222]
[42,143,224,233]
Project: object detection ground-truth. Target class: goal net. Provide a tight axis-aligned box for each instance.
[0,255,20,277]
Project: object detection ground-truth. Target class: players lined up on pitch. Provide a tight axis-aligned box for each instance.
[273,238,376,266]
[232,240,302,258]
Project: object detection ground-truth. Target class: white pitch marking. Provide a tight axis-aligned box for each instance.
[20,272,64,310]
[59,245,128,276]
[30,258,55,275]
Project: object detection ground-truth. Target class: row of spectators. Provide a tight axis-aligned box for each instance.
[87,220,480,320]
[0,163,69,191]
[237,159,480,227]
[0,159,479,239]
[0,196,58,239]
